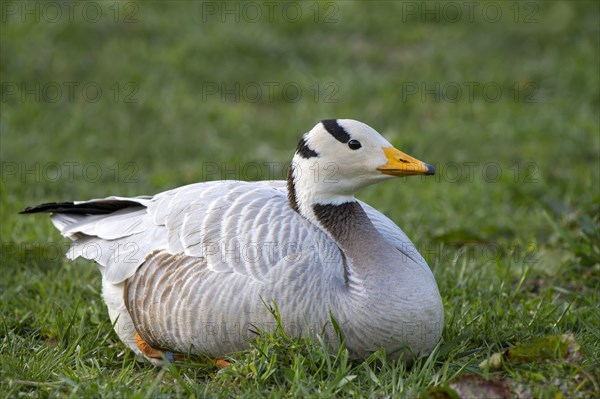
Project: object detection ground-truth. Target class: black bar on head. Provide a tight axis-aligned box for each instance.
[296,137,318,159]
[321,119,350,144]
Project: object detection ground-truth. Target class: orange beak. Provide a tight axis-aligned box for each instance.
[377,147,435,177]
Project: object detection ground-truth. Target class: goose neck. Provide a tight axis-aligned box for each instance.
[311,201,391,260]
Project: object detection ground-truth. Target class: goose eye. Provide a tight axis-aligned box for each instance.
[348,139,362,150]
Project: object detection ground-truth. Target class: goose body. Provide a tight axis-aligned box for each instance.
[23,119,443,363]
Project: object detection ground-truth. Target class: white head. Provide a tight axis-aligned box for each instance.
[287,119,434,219]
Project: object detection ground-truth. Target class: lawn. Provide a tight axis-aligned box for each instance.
[1,1,599,398]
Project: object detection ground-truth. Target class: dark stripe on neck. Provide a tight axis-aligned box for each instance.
[287,165,300,213]
[315,202,425,268]
[313,202,366,286]
[339,249,349,286]
[321,119,350,143]
[296,137,318,158]
[312,202,370,243]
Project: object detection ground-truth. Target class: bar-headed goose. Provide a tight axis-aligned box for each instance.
[22,119,443,365]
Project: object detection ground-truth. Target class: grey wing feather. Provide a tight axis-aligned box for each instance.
[50,181,338,285]
[164,182,322,279]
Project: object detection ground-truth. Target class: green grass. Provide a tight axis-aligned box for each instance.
[1,1,599,397]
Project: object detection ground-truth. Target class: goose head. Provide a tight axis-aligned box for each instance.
[287,119,435,219]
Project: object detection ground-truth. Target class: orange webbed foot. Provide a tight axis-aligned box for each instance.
[135,332,183,362]
[215,358,231,368]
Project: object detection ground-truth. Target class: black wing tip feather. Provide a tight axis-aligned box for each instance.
[20,202,76,214]
[20,200,143,215]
